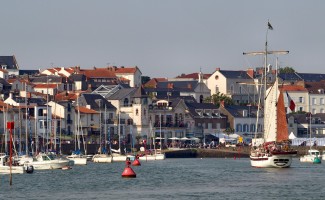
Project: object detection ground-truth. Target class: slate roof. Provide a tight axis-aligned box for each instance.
[219,70,252,79]
[106,88,137,100]
[222,105,260,118]
[70,74,86,82]
[30,75,71,83]
[279,72,325,82]
[157,81,198,92]
[0,56,19,69]
[81,93,116,110]
[19,70,39,76]
[12,97,46,105]
[132,86,148,98]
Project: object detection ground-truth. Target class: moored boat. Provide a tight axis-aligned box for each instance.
[21,153,70,170]
[245,21,297,168]
[0,153,34,174]
[300,149,321,164]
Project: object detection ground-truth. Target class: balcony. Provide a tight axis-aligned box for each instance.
[153,122,185,128]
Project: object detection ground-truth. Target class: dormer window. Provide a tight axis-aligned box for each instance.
[318,89,324,94]
[242,109,248,117]
[196,109,202,116]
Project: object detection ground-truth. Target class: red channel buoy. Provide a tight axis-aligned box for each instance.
[122,158,136,178]
[132,156,141,166]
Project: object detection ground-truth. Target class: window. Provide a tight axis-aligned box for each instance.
[321,108,324,113]
[230,85,234,94]
[321,98,324,105]
[124,98,129,107]
[250,124,255,132]
[299,97,304,103]
[91,114,94,120]
[208,123,212,129]
[143,108,146,116]
[215,85,219,93]
[243,124,249,132]
[299,107,303,112]
[312,98,317,105]
[136,109,139,116]
[236,124,242,132]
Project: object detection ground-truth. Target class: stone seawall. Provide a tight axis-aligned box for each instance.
[165,146,325,158]
[2,143,324,158]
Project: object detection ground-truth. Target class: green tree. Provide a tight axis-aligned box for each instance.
[279,66,295,74]
[225,127,235,137]
[204,92,233,107]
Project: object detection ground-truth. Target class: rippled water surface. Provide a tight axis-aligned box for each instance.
[1,158,324,200]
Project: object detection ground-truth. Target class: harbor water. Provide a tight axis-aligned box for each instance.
[1,158,324,200]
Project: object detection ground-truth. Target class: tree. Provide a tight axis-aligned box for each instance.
[204,92,233,107]
[279,66,295,74]
[141,76,151,84]
[225,127,235,137]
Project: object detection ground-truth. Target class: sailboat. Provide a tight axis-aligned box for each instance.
[246,21,297,168]
[111,111,135,162]
[138,116,165,161]
[92,103,112,163]
[300,114,321,164]
[66,101,87,165]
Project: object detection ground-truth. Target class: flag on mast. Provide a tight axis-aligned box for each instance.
[268,21,273,30]
[286,91,295,111]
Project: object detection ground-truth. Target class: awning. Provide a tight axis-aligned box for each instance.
[168,137,180,140]
[180,137,189,140]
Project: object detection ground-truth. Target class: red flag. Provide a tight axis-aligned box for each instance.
[286,91,295,111]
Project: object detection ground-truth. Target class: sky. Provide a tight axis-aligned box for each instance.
[1,0,325,78]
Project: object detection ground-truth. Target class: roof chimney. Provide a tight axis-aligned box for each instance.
[216,67,220,71]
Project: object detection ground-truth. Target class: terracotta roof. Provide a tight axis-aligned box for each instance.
[80,68,117,78]
[75,106,98,114]
[34,84,58,89]
[119,77,130,82]
[305,81,325,94]
[144,78,168,88]
[0,69,8,73]
[280,85,308,92]
[55,92,78,101]
[0,100,12,108]
[115,67,137,74]
[7,78,17,83]
[65,68,74,73]
[176,73,211,79]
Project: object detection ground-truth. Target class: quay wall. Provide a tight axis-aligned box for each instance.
[1,144,324,158]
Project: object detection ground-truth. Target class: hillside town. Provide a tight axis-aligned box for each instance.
[0,55,325,153]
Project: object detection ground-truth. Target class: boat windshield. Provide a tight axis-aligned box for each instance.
[47,154,56,160]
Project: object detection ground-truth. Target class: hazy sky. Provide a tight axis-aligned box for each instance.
[1,0,324,78]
